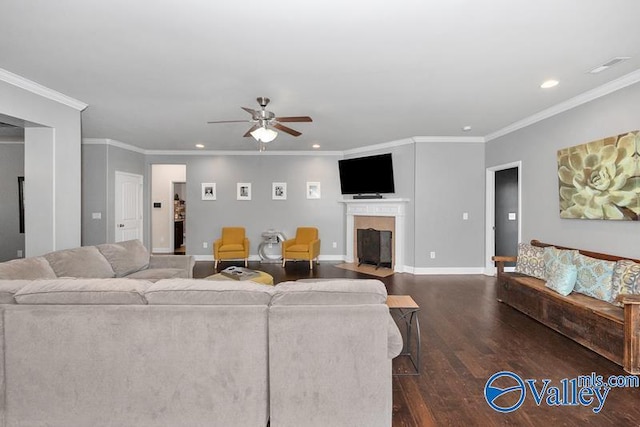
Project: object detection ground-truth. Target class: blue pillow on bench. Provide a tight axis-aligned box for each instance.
[545,262,577,296]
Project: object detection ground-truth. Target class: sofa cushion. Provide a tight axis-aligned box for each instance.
[44,246,115,278]
[0,280,33,304]
[573,253,615,302]
[514,243,546,280]
[271,279,387,305]
[14,279,151,305]
[611,260,640,306]
[96,239,150,277]
[0,257,57,280]
[145,279,274,305]
[126,268,188,282]
[544,262,577,296]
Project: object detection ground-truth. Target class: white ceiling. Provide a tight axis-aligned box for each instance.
[1,0,640,152]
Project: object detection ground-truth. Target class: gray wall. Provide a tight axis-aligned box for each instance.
[146,154,344,258]
[81,143,145,246]
[0,143,25,261]
[485,81,640,259]
[414,141,486,269]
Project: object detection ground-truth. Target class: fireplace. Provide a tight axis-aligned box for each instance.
[357,228,392,268]
[340,198,409,272]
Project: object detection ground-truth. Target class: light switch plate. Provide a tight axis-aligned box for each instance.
[508,212,517,221]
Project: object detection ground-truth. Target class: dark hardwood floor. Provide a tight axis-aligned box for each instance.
[195,261,640,426]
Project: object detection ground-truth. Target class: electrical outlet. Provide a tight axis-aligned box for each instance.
[17,250,23,258]
[332,242,337,248]
[203,242,208,249]
[430,251,436,259]
[462,212,468,220]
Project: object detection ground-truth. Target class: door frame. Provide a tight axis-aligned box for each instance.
[114,171,144,243]
[485,161,522,275]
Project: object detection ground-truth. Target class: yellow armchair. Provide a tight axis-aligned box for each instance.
[282,227,321,269]
[214,227,250,269]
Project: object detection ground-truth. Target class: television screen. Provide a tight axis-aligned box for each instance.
[338,153,395,195]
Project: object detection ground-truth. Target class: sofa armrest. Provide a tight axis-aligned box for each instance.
[622,295,640,374]
[148,255,195,278]
[492,255,517,276]
[387,314,403,359]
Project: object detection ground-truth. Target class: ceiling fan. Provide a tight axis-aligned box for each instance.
[207,97,312,147]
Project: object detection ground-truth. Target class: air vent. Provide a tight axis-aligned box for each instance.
[589,57,631,74]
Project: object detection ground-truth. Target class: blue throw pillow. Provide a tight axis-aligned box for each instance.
[573,253,615,302]
[545,262,578,296]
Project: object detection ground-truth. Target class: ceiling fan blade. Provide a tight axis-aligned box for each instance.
[243,124,260,137]
[241,107,259,117]
[273,123,302,137]
[207,120,250,124]
[275,116,313,123]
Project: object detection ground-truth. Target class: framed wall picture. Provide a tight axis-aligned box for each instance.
[272,182,287,200]
[237,183,252,200]
[306,182,321,199]
[202,183,216,200]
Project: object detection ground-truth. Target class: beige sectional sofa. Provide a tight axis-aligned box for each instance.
[0,277,401,427]
[0,239,195,282]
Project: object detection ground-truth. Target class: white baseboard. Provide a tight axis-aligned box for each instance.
[405,266,486,275]
[191,254,346,262]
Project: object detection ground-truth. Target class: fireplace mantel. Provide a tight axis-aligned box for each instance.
[339,198,410,272]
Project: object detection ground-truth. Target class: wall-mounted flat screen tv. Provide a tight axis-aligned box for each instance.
[338,153,395,195]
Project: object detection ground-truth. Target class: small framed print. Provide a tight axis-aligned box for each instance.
[202,183,216,200]
[306,182,321,199]
[237,183,252,200]
[272,182,287,200]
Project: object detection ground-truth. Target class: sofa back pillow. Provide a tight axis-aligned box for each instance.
[44,246,115,278]
[97,239,150,277]
[544,263,578,296]
[573,253,616,302]
[14,278,150,305]
[514,243,546,279]
[271,279,387,306]
[0,257,57,280]
[610,260,640,306]
[145,279,274,305]
[542,246,579,280]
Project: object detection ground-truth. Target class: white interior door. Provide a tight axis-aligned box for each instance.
[115,171,143,242]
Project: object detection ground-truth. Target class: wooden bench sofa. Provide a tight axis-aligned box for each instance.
[493,240,640,374]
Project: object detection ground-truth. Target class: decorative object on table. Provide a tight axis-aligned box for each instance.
[272,182,287,200]
[306,181,321,199]
[258,229,287,262]
[282,227,321,269]
[237,183,251,200]
[213,227,250,269]
[206,97,312,151]
[220,266,260,280]
[201,183,216,200]
[557,130,639,220]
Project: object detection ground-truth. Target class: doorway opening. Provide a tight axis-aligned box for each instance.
[485,161,521,275]
[151,164,186,254]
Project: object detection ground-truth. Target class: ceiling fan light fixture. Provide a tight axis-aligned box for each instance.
[250,126,278,143]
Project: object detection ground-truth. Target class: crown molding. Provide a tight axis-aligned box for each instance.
[343,138,414,156]
[82,138,146,154]
[0,68,88,112]
[485,68,640,142]
[413,136,486,143]
[145,149,343,156]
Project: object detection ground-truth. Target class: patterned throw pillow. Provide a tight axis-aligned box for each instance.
[545,262,578,296]
[514,243,545,279]
[573,253,616,302]
[543,247,579,280]
[610,260,640,306]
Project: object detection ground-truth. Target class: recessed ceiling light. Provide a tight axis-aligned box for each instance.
[195,144,205,148]
[540,79,559,89]
[462,126,472,132]
[312,144,320,149]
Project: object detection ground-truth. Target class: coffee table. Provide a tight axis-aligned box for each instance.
[205,270,274,286]
[387,295,421,375]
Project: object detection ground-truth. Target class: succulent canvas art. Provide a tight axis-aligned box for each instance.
[558,131,639,220]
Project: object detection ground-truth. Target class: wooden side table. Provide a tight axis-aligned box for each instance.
[387,295,421,375]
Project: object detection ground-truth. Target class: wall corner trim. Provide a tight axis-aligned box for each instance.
[0,67,88,111]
